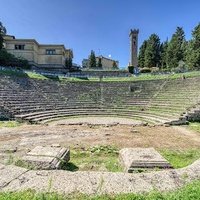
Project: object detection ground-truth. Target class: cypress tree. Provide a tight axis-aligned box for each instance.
[160,40,168,69]
[186,23,200,69]
[0,21,7,50]
[65,57,73,70]
[138,40,147,68]
[166,27,186,68]
[112,61,118,69]
[144,34,160,68]
[97,57,102,68]
[89,50,96,68]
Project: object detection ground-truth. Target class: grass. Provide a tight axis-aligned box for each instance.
[26,72,49,80]
[61,146,200,172]
[189,122,200,133]
[0,120,22,128]
[62,145,122,172]
[1,67,200,82]
[0,180,199,199]
[160,149,200,168]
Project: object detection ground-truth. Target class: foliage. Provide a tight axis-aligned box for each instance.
[112,61,118,69]
[0,49,31,69]
[185,23,200,69]
[0,180,200,199]
[0,21,29,68]
[0,121,22,128]
[97,57,103,68]
[166,27,186,68]
[89,50,97,68]
[65,57,73,70]
[160,40,168,69]
[128,65,134,74]
[144,34,161,68]
[0,21,6,50]
[138,40,147,68]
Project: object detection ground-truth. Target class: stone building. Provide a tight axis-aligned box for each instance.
[82,55,119,70]
[129,29,139,67]
[3,35,73,72]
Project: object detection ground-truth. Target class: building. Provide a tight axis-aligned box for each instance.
[3,35,73,72]
[129,29,139,67]
[82,55,119,70]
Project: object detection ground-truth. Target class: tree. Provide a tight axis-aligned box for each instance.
[112,61,118,69]
[144,34,161,68]
[186,23,200,69]
[89,50,96,68]
[138,40,147,68]
[0,49,30,69]
[0,21,7,50]
[166,27,186,68]
[97,57,102,68]
[65,57,72,70]
[160,40,168,69]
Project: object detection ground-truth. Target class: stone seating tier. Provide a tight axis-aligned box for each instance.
[1,74,200,124]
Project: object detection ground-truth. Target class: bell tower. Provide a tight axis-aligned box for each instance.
[129,29,139,67]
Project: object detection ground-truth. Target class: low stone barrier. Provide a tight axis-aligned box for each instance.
[0,159,200,195]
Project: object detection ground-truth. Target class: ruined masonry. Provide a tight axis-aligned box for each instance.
[22,146,70,170]
[119,148,172,172]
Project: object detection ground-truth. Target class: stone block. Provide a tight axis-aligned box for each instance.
[119,148,172,173]
[22,146,70,170]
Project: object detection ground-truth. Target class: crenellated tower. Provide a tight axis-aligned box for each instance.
[129,29,139,67]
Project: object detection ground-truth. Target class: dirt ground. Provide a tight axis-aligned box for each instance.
[0,117,200,164]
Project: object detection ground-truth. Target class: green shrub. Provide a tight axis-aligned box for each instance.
[128,65,134,74]
[0,49,31,69]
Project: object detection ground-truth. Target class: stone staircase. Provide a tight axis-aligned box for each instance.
[1,74,200,125]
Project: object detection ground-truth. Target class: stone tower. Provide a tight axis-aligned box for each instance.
[129,29,139,67]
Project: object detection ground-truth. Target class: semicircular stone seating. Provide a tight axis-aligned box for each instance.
[1,74,200,125]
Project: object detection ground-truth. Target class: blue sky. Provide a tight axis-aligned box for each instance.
[0,0,200,68]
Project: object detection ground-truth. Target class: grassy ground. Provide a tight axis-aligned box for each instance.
[160,149,200,168]
[12,145,200,171]
[62,145,122,172]
[61,146,200,172]
[0,180,199,200]
[0,121,22,128]
[1,68,200,82]
[189,122,200,133]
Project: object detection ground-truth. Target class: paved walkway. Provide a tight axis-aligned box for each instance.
[0,159,200,195]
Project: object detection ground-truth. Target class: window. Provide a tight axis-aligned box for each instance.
[46,49,56,55]
[15,44,25,50]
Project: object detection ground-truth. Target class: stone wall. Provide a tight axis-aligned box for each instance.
[0,107,10,120]
[69,70,131,77]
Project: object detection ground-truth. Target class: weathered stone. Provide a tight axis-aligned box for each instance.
[0,164,28,189]
[1,159,200,194]
[119,148,172,173]
[131,129,139,133]
[21,146,70,170]
[0,147,17,153]
[51,144,61,148]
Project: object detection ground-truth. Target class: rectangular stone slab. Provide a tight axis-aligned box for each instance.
[0,164,28,189]
[22,146,70,170]
[119,148,172,173]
